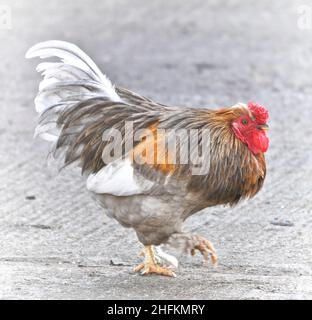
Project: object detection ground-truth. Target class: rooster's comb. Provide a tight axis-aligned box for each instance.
[248,101,269,124]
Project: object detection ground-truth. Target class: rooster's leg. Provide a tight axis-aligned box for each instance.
[133,245,176,277]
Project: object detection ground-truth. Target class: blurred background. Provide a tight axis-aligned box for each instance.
[0,0,312,299]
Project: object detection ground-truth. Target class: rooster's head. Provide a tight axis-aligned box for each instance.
[231,102,269,155]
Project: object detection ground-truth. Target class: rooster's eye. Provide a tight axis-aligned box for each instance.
[241,119,248,125]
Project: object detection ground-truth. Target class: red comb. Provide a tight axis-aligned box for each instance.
[248,101,269,124]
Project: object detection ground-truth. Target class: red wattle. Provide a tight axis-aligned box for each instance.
[247,130,269,154]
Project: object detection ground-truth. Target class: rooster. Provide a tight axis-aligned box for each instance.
[26,41,269,277]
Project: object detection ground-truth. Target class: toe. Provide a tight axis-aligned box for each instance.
[141,265,176,277]
[133,263,145,272]
[192,237,218,265]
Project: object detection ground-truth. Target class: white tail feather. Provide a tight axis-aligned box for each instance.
[26,40,122,141]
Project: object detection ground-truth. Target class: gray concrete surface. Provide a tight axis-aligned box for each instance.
[0,0,312,299]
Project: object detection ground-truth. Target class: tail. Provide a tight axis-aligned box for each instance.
[26,40,122,142]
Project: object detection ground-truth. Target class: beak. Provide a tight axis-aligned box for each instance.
[257,124,269,131]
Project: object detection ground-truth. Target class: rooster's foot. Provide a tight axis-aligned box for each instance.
[133,245,176,277]
[190,236,218,265]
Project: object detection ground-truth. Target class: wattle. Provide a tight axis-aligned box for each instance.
[246,130,269,154]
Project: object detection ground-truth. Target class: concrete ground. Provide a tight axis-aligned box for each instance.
[0,0,312,299]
